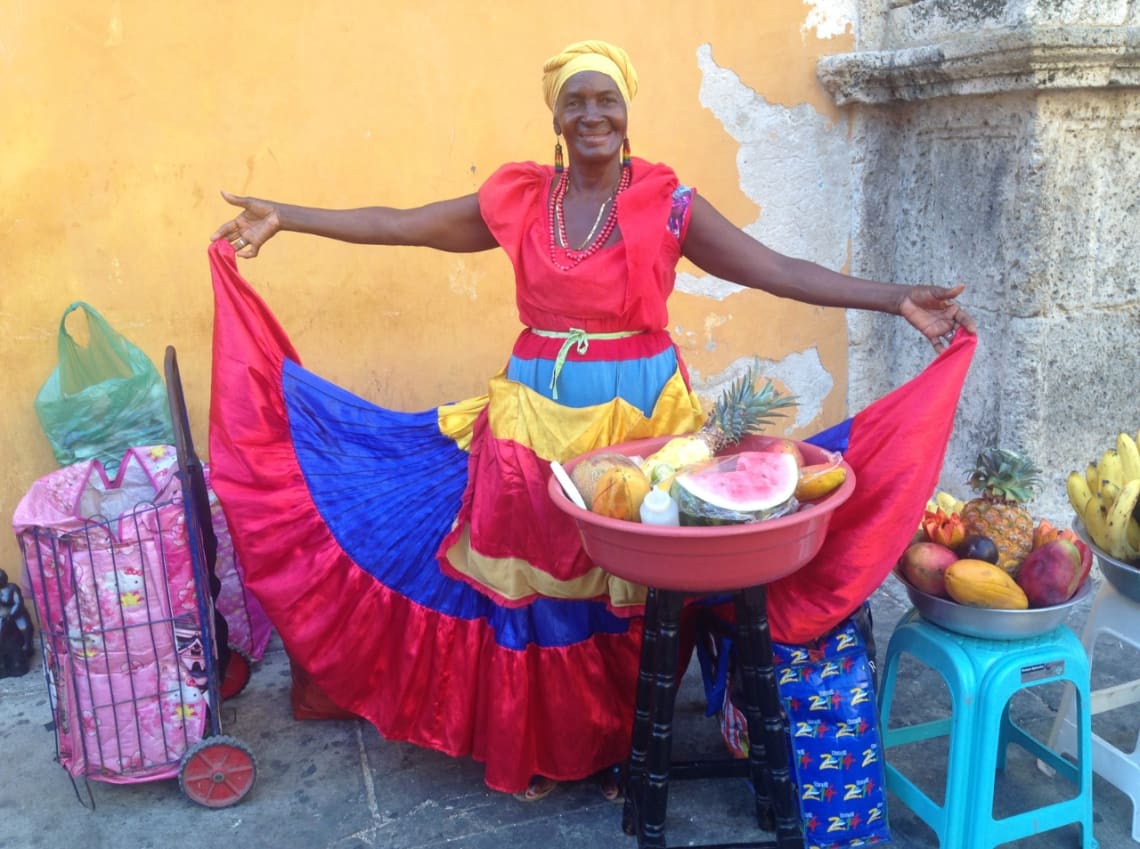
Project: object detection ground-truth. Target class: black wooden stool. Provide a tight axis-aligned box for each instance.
[621,585,804,849]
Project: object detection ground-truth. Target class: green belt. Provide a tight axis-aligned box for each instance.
[529,327,643,400]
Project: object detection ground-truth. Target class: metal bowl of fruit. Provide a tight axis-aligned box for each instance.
[549,435,855,592]
[1073,519,1140,604]
[892,569,1092,640]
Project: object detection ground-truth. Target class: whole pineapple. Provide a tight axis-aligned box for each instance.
[960,448,1041,575]
[641,366,796,485]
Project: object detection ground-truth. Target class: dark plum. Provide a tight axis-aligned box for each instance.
[955,534,999,564]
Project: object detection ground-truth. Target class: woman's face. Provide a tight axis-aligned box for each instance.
[553,71,627,169]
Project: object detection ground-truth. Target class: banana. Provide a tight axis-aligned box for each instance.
[1100,479,1122,514]
[1128,517,1140,552]
[1099,448,1125,491]
[1106,478,1140,561]
[1085,462,1101,496]
[1118,432,1140,483]
[1067,470,1095,516]
[1082,496,1112,552]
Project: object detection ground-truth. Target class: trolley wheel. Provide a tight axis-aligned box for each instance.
[179,735,257,808]
[220,646,253,700]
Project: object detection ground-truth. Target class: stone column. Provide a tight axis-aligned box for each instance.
[818,0,1140,522]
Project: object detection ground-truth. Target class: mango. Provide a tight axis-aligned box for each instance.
[900,541,958,598]
[1015,539,1084,607]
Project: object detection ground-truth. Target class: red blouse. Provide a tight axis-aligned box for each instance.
[477,158,691,334]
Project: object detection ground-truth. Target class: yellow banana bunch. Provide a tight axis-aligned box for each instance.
[1069,432,1140,562]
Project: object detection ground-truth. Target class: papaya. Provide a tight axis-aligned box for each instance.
[571,452,641,507]
[944,558,1029,610]
[591,465,653,522]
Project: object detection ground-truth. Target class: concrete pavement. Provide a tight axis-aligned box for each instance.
[1,576,1136,849]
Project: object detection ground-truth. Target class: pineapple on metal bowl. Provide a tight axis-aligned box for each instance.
[960,447,1041,577]
[892,567,1092,640]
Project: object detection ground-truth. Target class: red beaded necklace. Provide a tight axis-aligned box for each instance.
[548,165,632,271]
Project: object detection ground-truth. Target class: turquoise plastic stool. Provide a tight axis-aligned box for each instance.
[878,609,1097,849]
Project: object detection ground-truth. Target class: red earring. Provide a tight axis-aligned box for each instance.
[622,138,631,169]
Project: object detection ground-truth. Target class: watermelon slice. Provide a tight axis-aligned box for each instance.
[671,451,800,526]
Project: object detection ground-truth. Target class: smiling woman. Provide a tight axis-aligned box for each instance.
[206,38,975,803]
[547,71,630,265]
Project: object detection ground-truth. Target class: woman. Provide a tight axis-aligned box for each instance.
[207,40,975,801]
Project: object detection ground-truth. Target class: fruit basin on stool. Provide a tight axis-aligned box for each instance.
[551,435,859,849]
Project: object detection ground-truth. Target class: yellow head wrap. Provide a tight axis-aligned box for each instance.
[542,40,639,111]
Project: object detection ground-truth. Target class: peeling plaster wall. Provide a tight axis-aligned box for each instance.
[677,42,854,428]
[662,14,861,428]
[681,45,854,296]
[804,0,860,39]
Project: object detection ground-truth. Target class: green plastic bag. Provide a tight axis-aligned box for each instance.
[34,302,174,470]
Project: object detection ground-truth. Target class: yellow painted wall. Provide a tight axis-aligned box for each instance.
[0,2,853,586]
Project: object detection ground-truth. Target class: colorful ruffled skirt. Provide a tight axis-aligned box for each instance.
[206,238,978,795]
[206,241,706,792]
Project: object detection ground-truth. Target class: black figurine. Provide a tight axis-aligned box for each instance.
[0,569,34,678]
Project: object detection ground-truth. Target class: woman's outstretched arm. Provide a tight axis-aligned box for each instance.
[682,194,976,351]
[210,191,498,257]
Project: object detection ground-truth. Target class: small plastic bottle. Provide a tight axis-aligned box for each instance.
[639,487,680,526]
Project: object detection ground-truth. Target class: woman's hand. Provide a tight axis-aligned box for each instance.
[899,283,977,352]
[209,191,280,258]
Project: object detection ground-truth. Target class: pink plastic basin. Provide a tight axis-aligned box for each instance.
[549,435,855,592]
